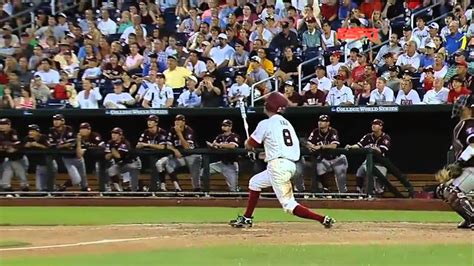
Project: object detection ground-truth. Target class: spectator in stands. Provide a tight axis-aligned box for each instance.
[142,72,174,108]
[369,77,394,105]
[421,22,440,50]
[432,35,446,55]
[445,21,467,56]
[385,65,401,92]
[177,75,202,108]
[0,34,17,57]
[120,15,147,43]
[399,26,420,49]
[13,86,35,109]
[97,8,117,35]
[207,33,235,70]
[196,72,222,107]
[77,79,102,109]
[301,16,320,50]
[28,45,46,71]
[246,56,271,94]
[421,67,435,92]
[283,80,302,106]
[455,60,474,92]
[345,48,359,71]
[355,79,372,105]
[374,34,402,67]
[249,19,273,45]
[103,79,136,109]
[302,78,325,106]
[320,20,339,51]
[447,76,471,104]
[269,21,298,51]
[422,77,449,104]
[30,76,50,105]
[0,87,14,109]
[228,72,250,107]
[34,59,60,88]
[275,46,300,82]
[351,53,369,91]
[396,40,420,75]
[123,43,144,75]
[81,58,102,81]
[413,16,429,46]
[164,55,192,90]
[326,51,344,80]
[179,7,201,34]
[395,79,420,105]
[419,42,436,71]
[326,74,354,106]
[228,39,249,72]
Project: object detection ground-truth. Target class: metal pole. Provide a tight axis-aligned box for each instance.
[298,63,302,95]
[365,150,374,197]
[51,0,56,15]
[250,83,255,107]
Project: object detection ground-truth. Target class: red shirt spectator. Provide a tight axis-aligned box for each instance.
[407,0,421,10]
[320,1,338,22]
[448,77,471,103]
[359,0,382,18]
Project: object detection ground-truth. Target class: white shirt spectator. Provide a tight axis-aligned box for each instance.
[82,67,102,80]
[422,87,449,104]
[413,27,429,43]
[34,69,60,85]
[209,44,235,67]
[103,92,134,108]
[77,87,103,109]
[399,35,421,49]
[186,60,207,77]
[249,28,273,43]
[177,89,201,107]
[369,86,395,105]
[395,89,421,105]
[326,63,344,80]
[98,18,117,35]
[143,85,174,108]
[326,85,354,106]
[303,76,332,93]
[396,52,421,71]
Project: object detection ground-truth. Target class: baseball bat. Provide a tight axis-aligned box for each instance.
[239,99,255,161]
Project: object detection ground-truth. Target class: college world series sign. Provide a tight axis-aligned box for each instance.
[331,106,400,113]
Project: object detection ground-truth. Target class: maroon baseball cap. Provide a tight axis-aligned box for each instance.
[147,115,159,122]
[0,118,11,125]
[222,119,233,126]
[79,122,91,129]
[111,127,123,135]
[175,114,186,121]
[372,119,384,126]
[318,115,330,122]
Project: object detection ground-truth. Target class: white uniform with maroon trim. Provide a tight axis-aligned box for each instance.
[248,114,300,213]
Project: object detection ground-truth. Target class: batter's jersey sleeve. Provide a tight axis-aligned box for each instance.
[250,120,269,144]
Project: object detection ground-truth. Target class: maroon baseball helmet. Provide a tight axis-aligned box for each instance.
[264,92,289,114]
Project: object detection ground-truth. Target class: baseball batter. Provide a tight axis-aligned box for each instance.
[229,92,335,228]
[49,114,88,191]
[0,118,28,191]
[23,124,50,191]
[435,95,474,229]
[307,115,348,193]
[207,119,241,192]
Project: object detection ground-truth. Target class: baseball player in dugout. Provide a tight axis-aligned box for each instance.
[105,127,141,192]
[346,119,391,195]
[136,115,168,191]
[23,124,50,191]
[157,114,202,192]
[49,114,88,191]
[307,115,348,193]
[207,119,241,192]
[435,95,474,230]
[0,118,28,191]
[76,122,105,191]
[230,92,335,229]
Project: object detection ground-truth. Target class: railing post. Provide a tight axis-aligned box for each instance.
[45,155,55,191]
[149,155,158,192]
[202,154,210,192]
[51,0,56,15]
[298,63,302,94]
[250,83,255,107]
[365,150,374,197]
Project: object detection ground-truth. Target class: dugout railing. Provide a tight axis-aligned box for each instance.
[0,148,414,198]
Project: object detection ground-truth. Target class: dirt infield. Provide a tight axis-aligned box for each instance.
[0,222,469,259]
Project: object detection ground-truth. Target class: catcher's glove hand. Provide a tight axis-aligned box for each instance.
[435,163,463,183]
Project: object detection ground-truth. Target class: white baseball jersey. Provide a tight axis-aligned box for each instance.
[250,114,300,162]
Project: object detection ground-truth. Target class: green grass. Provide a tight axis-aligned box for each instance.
[0,207,461,225]
[1,244,472,266]
[0,241,30,248]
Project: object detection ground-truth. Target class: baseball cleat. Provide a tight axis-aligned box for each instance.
[229,215,253,228]
[322,216,335,229]
[457,220,472,229]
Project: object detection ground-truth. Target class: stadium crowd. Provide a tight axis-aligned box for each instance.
[0,0,472,110]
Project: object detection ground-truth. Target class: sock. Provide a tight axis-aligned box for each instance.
[292,204,325,223]
[244,189,260,218]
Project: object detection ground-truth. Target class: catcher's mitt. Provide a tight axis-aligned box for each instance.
[435,163,463,183]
